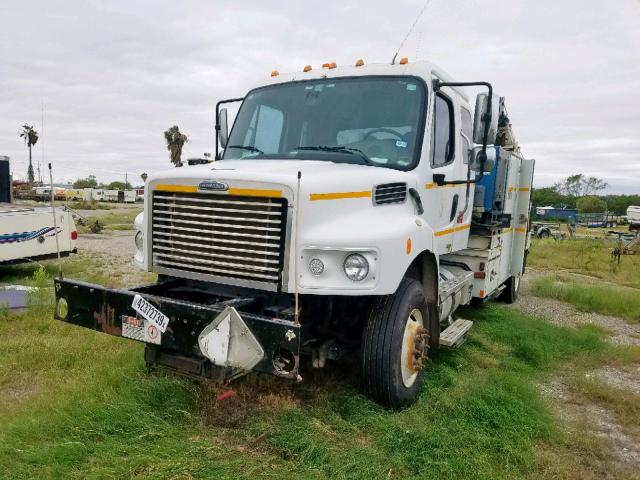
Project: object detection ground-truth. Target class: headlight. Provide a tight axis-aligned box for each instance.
[308,258,325,276]
[134,230,143,250]
[343,253,369,281]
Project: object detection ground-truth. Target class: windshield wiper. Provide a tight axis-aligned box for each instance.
[227,145,264,154]
[296,146,376,166]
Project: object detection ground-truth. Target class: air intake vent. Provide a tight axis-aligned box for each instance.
[374,183,407,205]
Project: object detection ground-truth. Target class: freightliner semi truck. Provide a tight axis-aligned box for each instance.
[54,59,534,407]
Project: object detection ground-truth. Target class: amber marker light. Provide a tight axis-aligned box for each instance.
[355,59,364,67]
[303,65,312,72]
[271,70,279,77]
[399,57,409,64]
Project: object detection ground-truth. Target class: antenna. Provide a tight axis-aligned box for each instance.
[48,163,63,278]
[391,0,434,64]
[41,102,45,185]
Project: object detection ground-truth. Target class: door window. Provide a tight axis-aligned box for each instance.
[431,94,454,167]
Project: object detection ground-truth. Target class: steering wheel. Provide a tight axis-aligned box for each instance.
[363,128,403,140]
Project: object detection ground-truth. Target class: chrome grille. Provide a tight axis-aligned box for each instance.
[151,191,287,285]
[374,183,407,205]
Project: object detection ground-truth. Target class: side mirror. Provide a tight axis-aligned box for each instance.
[473,93,499,145]
[470,146,496,173]
[217,108,229,148]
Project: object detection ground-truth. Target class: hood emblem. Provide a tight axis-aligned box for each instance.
[198,181,229,192]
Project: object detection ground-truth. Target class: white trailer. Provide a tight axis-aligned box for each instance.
[628,206,640,230]
[55,59,534,408]
[0,204,78,263]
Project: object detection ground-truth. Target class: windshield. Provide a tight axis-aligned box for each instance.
[223,76,426,170]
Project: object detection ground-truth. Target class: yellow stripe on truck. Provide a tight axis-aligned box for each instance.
[155,184,198,193]
[309,191,372,201]
[228,187,282,198]
[434,224,470,237]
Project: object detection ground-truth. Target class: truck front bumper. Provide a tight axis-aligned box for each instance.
[54,278,301,381]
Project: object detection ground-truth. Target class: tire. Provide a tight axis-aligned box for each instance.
[539,230,550,239]
[500,273,521,304]
[361,278,429,408]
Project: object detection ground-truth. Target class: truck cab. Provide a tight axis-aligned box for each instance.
[55,59,534,408]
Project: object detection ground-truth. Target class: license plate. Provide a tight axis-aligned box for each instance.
[131,294,170,333]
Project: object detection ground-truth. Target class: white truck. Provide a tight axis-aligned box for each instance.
[1,204,78,263]
[54,59,534,407]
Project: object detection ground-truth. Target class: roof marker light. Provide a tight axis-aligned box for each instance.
[355,59,364,67]
[303,65,312,72]
[271,70,279,77]
[399,57,409,65]
[322,62,331,68]
[328,62,337,69]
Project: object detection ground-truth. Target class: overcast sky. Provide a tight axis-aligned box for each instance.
[1,0,639,192]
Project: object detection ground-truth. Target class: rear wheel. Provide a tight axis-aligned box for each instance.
[361,278,429,408]
[501,273,521,304]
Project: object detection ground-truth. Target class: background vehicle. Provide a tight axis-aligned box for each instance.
[628,206,640,231]
[54,59,534,407]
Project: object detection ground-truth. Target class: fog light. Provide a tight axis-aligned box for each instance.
[308,258,325,276]
[343,253,369,281]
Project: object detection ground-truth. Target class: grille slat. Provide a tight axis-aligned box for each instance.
[151,191,287,285]
[152,216,281,232]
[153,209,282,224]
[374,183,407,205]
[153,224,282,241]
[153,238,281,257]
[154,202,283,216]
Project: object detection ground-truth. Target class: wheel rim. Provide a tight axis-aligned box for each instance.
[400,308,425,388]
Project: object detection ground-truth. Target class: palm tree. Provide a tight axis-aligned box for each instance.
[163,126,188,168]
[19,124,39,184]
[140,172,148,182]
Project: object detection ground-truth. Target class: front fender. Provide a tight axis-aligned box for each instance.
[292,205,436,295]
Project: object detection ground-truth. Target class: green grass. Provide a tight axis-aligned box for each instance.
[67,200,114,210]
[532,275,640,323]
[1,272,631,480]
[528,238,640,289]
[0,254,112,288]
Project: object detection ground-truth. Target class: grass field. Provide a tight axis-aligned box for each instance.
[1,235,640,479]
[533,274,640,323]
[528,237,640,289]
[76,208,142,233]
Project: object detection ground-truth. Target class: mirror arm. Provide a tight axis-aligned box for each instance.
[215,97,244,159]
[432,80,493,184]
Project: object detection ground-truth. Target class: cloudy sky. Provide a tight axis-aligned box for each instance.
[1,0,639,192]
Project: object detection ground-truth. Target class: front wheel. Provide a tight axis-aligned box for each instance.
[361,278,429,408]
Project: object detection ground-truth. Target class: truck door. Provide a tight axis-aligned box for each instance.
[425,90,462,254]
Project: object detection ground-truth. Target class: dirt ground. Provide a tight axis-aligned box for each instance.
[76,229,154,286]
[511,270,640,474]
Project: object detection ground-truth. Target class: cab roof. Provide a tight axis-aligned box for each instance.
[261,60,469,102]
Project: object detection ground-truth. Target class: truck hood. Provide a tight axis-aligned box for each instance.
[147,159,416,196]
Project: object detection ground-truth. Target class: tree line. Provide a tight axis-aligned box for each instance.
[532,174,639,214]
